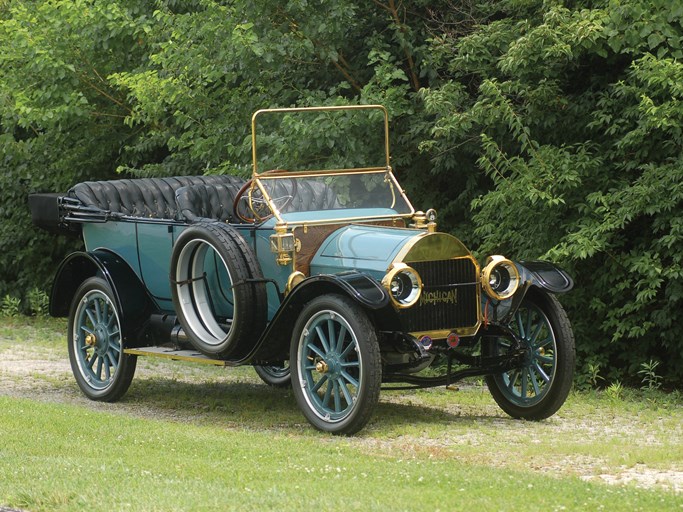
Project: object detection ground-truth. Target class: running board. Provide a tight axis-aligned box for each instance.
[124,346,233,366]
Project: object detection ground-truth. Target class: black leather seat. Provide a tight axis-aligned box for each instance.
[175,183,243,223]
[69,175,245,220]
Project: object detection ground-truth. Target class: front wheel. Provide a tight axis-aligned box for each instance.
[290,294,381,435]
[67,277,137,401]
[485,290,575,420]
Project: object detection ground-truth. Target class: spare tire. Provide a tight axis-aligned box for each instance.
[170,222,267,359]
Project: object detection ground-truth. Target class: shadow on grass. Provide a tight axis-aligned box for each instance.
[120,375,507,433]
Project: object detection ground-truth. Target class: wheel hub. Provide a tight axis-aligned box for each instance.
[93,324,110,356]
[316,360,329,374]
[316,355,343,375]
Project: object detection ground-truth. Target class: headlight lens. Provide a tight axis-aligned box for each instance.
[481,256,519,300]
[382,263,422,309]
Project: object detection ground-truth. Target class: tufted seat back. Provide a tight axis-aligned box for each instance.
[69,175,246,220]
[175,183,242,223]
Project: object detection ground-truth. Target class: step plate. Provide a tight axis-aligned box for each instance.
[124,346,232,366]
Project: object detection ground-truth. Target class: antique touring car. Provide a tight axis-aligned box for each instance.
[30,105,575,434]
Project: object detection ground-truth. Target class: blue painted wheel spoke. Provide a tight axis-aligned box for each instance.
[94,299,103,324]
[80,325,94,336]
[85,308,97,329]
[530,367,541,396]
[339,339,356,358]
[332,380,342,412]
[521,368,528,397]
[516,312,525,339]
[327,319,336,351]
[87,353,97,370]
[322,381,332,407]
[95,356,104,379]
[315,326,330,352]
[507,371,520,393]
[529,321,544,345]
[103,355,111,380]
[107,350,119,371]
[340,370,359,388]
[306,343,326,360]
[532,362,551,383]
[336,325,347,352]
[312,374,328,393]
[338,377,354,405]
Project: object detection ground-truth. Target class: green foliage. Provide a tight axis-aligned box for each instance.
[605,380,625,401]
[1,0,683,385]
[27,288,50,317]
[0,295,21,317]
[575,359,605,391]
[638,359,663,391]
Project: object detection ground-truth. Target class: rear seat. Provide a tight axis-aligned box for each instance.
[69,175,246,221]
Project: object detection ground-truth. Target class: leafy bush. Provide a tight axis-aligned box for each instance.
[27,288,50,317]
[0,295,21,317]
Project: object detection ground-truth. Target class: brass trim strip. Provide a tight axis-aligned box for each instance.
[257,167,389,178]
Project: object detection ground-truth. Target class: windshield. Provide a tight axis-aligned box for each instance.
[252,106,390,175]
[235,170,414,224]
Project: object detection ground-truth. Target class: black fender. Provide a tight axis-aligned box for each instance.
[245,271,394,364]
[517,260,574,293]
[484,260,573,326]
[50,250,156,342]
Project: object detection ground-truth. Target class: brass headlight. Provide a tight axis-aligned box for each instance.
[481,255,520,301]
[382,263,423,309]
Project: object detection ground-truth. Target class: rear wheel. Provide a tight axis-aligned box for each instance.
[485,290,575,420]
[254,362,291,388]
[290,294,381,435]
[67,277,136,401]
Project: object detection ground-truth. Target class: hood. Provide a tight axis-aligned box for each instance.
[309,224,472,280]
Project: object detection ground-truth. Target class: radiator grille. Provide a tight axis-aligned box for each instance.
[398,258,479,334]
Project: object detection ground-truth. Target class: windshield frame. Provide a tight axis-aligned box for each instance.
[248,105,415,226]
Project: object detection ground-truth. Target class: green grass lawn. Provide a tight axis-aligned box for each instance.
[0,317,681,511]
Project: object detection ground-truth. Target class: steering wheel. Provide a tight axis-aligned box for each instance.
[233,177,298,223]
